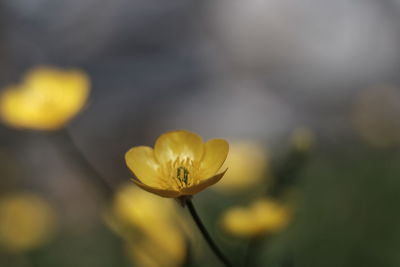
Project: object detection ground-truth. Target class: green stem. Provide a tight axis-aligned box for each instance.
[185,198,233,267]
[244,236,264,267]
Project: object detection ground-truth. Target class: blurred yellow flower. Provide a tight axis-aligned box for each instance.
[125,231,185,267]
[107,184,186,267]
[125,130,229,198]
[291,127,314,152]
[221,198,290,238]
[213,141,268,193]
[0,193,56,252]
[0,66,90,130]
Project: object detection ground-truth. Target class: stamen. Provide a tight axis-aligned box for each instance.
[177,166,189,185]
[160,157,200,190]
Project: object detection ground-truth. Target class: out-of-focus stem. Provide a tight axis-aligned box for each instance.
[243,236,264,267]
[55,128,115,199]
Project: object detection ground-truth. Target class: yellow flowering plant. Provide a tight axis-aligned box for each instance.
[0,66,116,208]
[221,198,291,266]
[222,198,290,238]
[0,66,90,130]
[0,193,57,252]
[125,130,229,198]
[125,130,233,267]
[0,66,114,205]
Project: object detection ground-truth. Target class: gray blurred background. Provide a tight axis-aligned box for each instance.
[1,0,400,266]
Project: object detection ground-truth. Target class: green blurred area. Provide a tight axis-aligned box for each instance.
[2,128,400,267]
[0,134,400,266]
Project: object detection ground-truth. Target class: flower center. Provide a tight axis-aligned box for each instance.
[177,166,189,185]
[161,157,199,190]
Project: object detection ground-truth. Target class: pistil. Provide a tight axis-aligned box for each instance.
[161,157,200,190]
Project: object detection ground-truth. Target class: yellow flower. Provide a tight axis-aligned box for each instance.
[213,141,268,193]
[125,130,229,198]
[106,184,186,267]
[0,193,57,252]
[221,198,290,238]
[0,66,90,130]
[290,127,314,152]
[126,237,184,267]
[109,184,183,234]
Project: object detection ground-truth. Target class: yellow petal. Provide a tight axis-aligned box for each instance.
[125,146,162,188]
[199,139,229,179]
[132,179,180,198]
[154,130,204,164]
[180,169,227,195]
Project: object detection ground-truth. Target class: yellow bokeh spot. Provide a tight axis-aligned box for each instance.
[125,227,185,267]
[0,193,57,252]
[290,127,315,152]
[213,141,269,193]
[0,66,90,130]
[221,198,290,238]
[106,184,187,267]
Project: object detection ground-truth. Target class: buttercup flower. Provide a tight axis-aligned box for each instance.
[221,198,290,238]
[125,130,229,198]
[0,66,90,130]
[0,193,57,252]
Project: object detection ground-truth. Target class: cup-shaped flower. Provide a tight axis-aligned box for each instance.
[125,130,229,198]
[221,198,290,238]
[0,66,90,130]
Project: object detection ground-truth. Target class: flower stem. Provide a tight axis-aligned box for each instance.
[185,198,233,267]
[243,236,264,267]
[55,128,115,199]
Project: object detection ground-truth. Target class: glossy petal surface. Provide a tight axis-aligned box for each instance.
[132,179,180,198]
[154,130,204,164]
[199,139,229,179]
[125,146,161,187]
